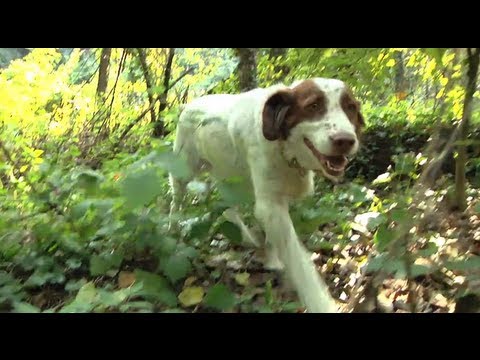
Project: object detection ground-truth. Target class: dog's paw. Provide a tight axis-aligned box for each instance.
[264,252,285,271]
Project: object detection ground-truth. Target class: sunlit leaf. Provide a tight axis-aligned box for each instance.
[178,286,204,307]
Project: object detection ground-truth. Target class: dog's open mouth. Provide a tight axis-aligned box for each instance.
[303,137,348,177]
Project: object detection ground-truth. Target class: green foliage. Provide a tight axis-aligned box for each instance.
[204,284,236,311]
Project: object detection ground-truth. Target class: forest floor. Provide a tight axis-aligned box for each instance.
[5,178,480,314]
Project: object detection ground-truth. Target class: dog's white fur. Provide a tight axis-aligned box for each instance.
[169,78,361,313]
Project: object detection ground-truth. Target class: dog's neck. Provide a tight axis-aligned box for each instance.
[279,141,308,177]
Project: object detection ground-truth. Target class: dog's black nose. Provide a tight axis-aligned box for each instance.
[329,132,356,154]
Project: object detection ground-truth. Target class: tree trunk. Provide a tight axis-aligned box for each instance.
[96,48,112,102]
[136,48,157,124]
[268,48,290,83]
[454,48,480,211]
[153,48,175,138]
[234,48,258,91]
[394,50,407,96]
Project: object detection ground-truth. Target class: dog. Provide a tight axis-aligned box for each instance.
[169,78,365,313]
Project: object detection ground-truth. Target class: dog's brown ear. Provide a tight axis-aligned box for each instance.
[262,90,295,141]
[358,111,365,127]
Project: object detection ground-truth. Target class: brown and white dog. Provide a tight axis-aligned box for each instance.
[169,78,365,313]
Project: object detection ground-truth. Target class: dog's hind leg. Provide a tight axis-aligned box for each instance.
[168,174,188,231]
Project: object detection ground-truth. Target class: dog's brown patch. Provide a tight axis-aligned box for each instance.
[262,80,327,141]
[262,80,365,141]
[340,87,365,136]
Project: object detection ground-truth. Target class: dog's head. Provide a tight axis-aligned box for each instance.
[262,78,365,181]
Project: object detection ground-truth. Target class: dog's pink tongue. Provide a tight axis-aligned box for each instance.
[326,155,348,168]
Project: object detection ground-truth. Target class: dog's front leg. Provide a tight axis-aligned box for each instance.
[254,195,338,313]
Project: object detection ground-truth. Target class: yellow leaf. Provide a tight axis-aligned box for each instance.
[118,271,136,288]
[436,88,445,99]
[33,158,43,165]
[234,272,250,286]
[439,77,448,87]
[386,59,396,67]
[20,165,28,173]
[33,149,43,157]
[178,286,204,307]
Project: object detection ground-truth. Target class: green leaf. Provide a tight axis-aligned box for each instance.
[421,48,447,65]
[474,203,480,215]
[12,302,41,313]
[156,236,177,255]
[162,254,192,283]
[373,225,395,252]
[393,153,416,176]
[410,264,434,278]
[265,279,274,306]
[120,167,163,208]
[204,284,236,311]
[60,282,98,313]
[391,209,409,224]
[217,178,254,206]
[418,242,438,257]
[134,270,177,307]
[445,257,480,271]
[155,151,192,180]
[216,221,242,245]
[66,258,82,270]
[148,85,165,95]
[74,169,104,193]
[119,301,155,313]
[187,219,212,240]
[90,256,112,276]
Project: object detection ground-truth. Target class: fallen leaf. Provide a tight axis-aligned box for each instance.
[178,286,205,307]
[431,293,448,308]
[184,276,197,287]
[234,273,250,286]
[118,271,136,288]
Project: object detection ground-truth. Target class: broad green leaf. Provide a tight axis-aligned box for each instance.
[216,221,242,245]
[162,254,192,283]
[217,178,254,206]
[391,209,409,224]
[373,225,395,252]
[134,270,177,307]
[60,282,98,313]
[204,284,236,311]
[119,301,154,313]
[66,258,82,270]
[410,264,434,278]
[417,242,438,257]
[120,167,163,208]
[187,220,212,240]
[12,302,41,313]
[155,151,192,180]
[445,257,480,272]
[90,256,113,276]
[393,153,416,175]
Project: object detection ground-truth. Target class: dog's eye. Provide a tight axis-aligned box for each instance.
[308,103,319,110]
